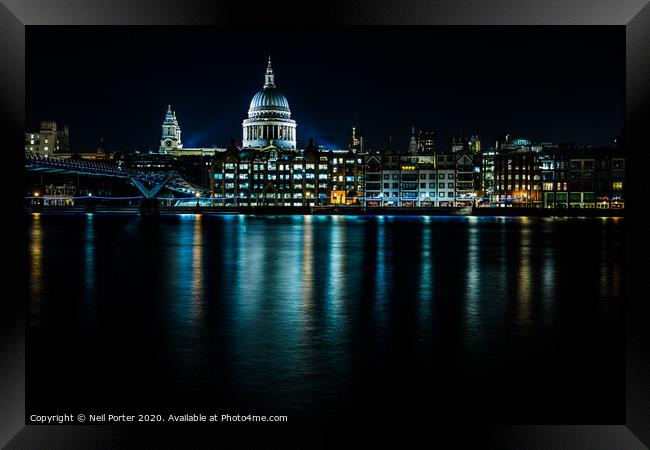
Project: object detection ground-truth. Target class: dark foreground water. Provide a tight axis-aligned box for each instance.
[26,214,625,424]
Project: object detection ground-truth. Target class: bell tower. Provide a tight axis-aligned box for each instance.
[159,105,183,152]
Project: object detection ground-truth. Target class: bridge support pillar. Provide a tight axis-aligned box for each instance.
[139,198,160,216]
[85,197,96,213]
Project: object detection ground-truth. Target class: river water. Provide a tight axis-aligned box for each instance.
[26,213,625,423]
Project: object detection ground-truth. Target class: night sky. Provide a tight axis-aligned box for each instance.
[26,26,624,152]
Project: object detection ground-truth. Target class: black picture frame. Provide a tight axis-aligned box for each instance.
[2,0,649,447]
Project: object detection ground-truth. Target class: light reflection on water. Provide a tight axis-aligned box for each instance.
[26,214,626,422]
[28,213,42,326]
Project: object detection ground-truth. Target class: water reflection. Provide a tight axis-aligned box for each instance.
[191,215,204,321]
[26,214,626,423]
[326,217,346,336]
[84,214,96,306]
[464,220,480,341]
[374,216,389,331]
[516,220,532,331]
[418,217,433,338]
[28,213,43,326]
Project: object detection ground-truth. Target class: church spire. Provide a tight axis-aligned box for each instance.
[408,125,418,154]
[264,55,275,88]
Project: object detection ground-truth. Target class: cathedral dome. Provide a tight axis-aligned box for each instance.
[249,87,290,113]
[242,56,297,150]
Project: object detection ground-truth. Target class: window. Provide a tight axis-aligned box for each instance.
[439,173,445,179]
[383,174,390,180]
[384,183,390,189]
[392,174,398,180]
[439,192,445,197]
[420,174,426,179]
[439,183,445,188]
[448,174,454,179]
[448,192,454,197]
[448,183,454,189]
[429,183,435,189]
[420,183,426,188]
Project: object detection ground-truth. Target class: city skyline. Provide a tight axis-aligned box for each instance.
[27,26,624,152]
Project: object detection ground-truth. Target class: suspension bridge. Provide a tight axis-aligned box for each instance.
[25,152,210,214]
